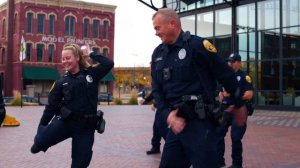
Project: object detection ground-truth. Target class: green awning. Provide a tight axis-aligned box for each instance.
[101,71,115,81]
[23,66,60,80]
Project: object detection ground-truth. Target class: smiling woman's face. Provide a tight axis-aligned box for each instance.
[61,49,80,74]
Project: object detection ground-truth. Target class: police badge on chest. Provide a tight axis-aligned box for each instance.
[86,75,93,83]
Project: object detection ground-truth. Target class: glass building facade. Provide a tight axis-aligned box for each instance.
[165,0,300,109]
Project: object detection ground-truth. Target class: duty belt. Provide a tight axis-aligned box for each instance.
[182,95,203,102]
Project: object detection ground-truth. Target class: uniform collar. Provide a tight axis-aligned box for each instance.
[160,30,185,51]
[173,31,186,48]
[65,68,87,78]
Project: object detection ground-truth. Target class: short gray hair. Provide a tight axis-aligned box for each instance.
[152,8,181,27]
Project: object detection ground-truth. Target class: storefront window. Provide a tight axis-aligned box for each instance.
[215,35,231,58]
[181,15,195,35]
[259,60,280,90]
[215,8,231,36]
[258,30,280,60]
[258,0,280,30]
[237,4,255,34]
[215,0,230,4]
[197,12,213,38]
[282,28,300,58]
[238,32,255,61]
[283,0,300,27]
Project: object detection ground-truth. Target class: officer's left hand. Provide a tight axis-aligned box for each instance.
[167,109,186,134]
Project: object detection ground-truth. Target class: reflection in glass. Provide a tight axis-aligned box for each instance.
[258,0,280,30]
[176,0,213,12]
[258,30,280,60]
[181,15,195,35]
[259,60,280,90]
[238,32,255,61]
[197,12,213,38]
[237,4,255,34]
[283,0,300,28]
[215,35,231,58]
[282,60,300,90]
[282,28,300,58]
[215,8,231,36]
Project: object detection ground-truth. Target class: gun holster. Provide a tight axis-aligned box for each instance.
[175,95,206,121]
[96,110,105,134]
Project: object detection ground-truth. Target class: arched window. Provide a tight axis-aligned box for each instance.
[49,15,55,35]
[1,48,5,64]
[36,44,44,62]
[83,18,89,37]
[93,19,100,38]
[14,13,18,34]
[92,47,99,54]
[27,13,33,33]
[2,19,5,37]
[103,20,109,39]
[26,43,32,61]
[65,16,75,36]
[48,44,54,62]
[103,47,108,57]
[37,14,45,34]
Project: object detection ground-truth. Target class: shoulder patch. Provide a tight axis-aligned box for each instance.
[246,75,252,83]
[203,40,217,53]
[49,82,55,93]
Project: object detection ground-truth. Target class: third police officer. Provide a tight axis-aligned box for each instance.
[217,53,254,168]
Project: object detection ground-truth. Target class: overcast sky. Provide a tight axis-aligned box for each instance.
[0,0,161,67]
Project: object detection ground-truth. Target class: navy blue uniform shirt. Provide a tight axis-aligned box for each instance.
[235,70,253,99]
[39,52,114,125]
[151,31,238,114]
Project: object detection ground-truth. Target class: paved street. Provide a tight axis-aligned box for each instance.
[0,106,300,168]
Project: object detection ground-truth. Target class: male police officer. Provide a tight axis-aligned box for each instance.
[151,8,246,168]
[217,53,254,168]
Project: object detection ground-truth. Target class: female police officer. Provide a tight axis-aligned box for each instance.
[30,43,114,168]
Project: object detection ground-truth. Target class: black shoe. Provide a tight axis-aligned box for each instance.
[227,165,243,168]
[146,147,160,155]
[30,144,41,154]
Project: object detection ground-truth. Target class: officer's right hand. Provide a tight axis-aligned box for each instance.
[167,109,186,134]
[81,44,92,58]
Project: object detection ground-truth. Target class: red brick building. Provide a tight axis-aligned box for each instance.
[0,0,116,97]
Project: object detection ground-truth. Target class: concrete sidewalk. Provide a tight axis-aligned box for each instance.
[0,106,299,168]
